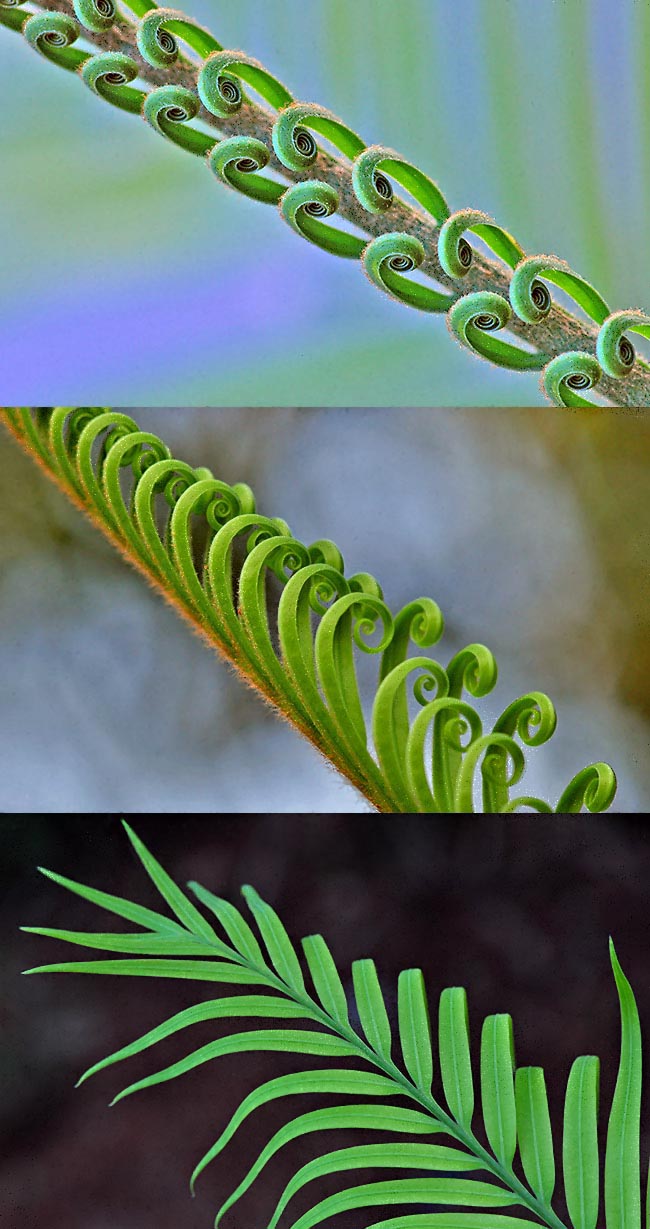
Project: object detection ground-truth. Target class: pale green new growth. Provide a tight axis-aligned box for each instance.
[22,825,648,1229]
[1,408,617,813]
[1,0,650,405]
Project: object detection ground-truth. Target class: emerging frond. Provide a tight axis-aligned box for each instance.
[1,2,650,404]
[1,408,616,813]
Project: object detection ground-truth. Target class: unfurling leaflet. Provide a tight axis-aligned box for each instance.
[2,408,616,813]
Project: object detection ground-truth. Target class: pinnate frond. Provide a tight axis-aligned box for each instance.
[22,825,645,1229]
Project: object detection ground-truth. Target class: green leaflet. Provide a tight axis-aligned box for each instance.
[187,882,266,965]
[269,1146,495,1229]
[398,968,434,1094]
[605,942,642,1229]
[3,7,650,404]
[190,1069,403,1191]
[2,409,617,814]
[20,928,219,957]
[281,1178,521,1229]
[214,1106,452,1225]
[122,821,220,942]
[438,987,474,1130]
[480,1014,517,1168]
[302,933,350,1026]
[241,884,306,992]
[353,958,393,1059]
[515,1067,555,1203]
[109,1030,360,1106]
[21,828,650,1229]
[22,958,265,984]
[358,1219,541,1229]
[32,865,188,935]
[563,1055,600,1229]
[75,996,316,1086]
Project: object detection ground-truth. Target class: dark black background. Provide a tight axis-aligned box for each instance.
[1,816,648,1228]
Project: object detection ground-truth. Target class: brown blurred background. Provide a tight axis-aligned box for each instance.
[1,816,649,1228]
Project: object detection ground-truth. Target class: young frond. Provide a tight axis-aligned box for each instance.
[1,2,650,405]
[1,408,616,813]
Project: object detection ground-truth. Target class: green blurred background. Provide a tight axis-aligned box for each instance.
[1,408,649,812]
[1,0,649,404]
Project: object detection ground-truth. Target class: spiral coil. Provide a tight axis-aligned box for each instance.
[2,0,650,405]
[3,408,616,813]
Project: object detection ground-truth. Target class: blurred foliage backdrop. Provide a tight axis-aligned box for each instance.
[1,0,649,404]
[1,408,649,812]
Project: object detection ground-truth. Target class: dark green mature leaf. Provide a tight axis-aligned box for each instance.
[605,941,642,1229]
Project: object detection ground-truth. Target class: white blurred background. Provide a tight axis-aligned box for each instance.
[1,408,648,812]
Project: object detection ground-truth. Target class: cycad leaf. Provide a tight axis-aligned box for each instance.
[76,995,314,1086]
[563,1054,600,1229]
[302,933,350,1025]
[110,1030,359,1105]
[188,881,265,965]
[480,1014,516,1168]
[439,987,474,1129]
[241,884,306,992]
[190,1068,402,1190]
[605,941,642,1229]
[514,1066,555,1202]
[122,822,219,943]
[34,866,187,935]
[20,927,213,957]
[270,1144,491,1229]
[352,958,392,1059]
[215,1105,452,1225]
[398,969,433,1094]
[22,958,265,984]
[283,1177,520,1229]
